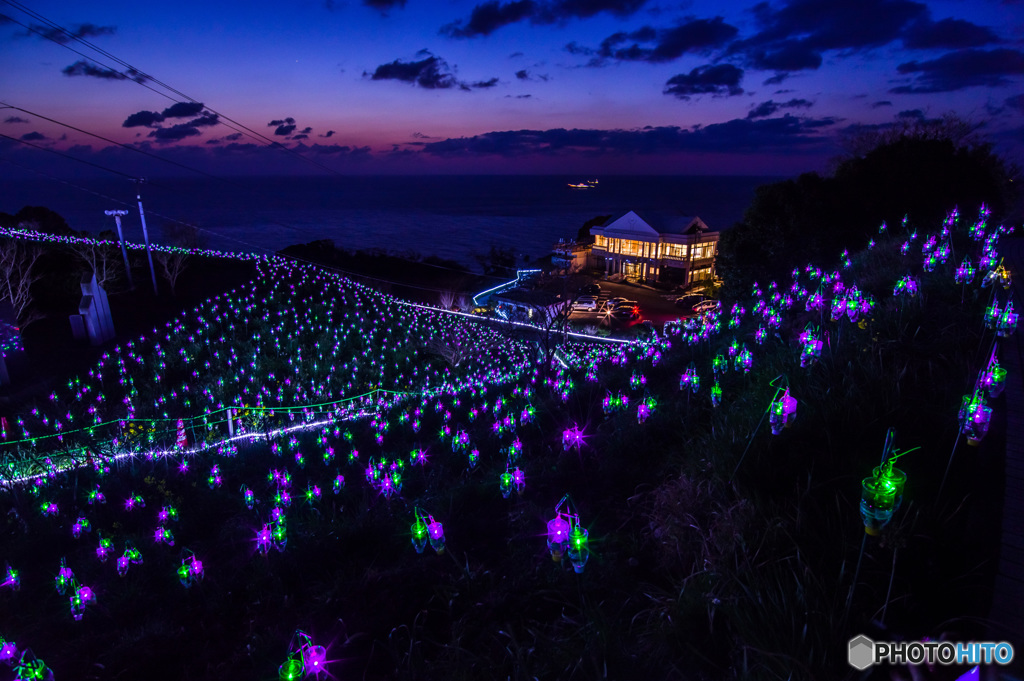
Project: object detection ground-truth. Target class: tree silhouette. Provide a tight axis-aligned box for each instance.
[717,115,1020,298]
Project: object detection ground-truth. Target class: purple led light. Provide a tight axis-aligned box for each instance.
[302,644,328,675]
[547,516,570,545]
[427,521,444,541]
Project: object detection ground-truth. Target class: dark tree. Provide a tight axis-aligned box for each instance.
[717,115,1020,297]
[474,244,516,276]
[576,215,611,245]
[11,206,76,236]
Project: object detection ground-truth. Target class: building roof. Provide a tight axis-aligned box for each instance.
[591,211,714,239]
[592,211,660,240]
[655,216,712,235]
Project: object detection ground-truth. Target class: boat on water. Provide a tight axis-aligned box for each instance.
[567,179,599,189]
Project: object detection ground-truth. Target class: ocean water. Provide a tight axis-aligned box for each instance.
[0,175,773,269]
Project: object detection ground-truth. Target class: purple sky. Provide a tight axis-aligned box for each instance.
[1,0,1023,176]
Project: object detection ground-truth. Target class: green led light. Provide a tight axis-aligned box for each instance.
[411,519,427,539]
[278,656,304,680]
[570,526,588,551]
[861,476,896,512]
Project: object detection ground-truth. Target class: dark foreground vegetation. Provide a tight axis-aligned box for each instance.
[0,120,1019,681]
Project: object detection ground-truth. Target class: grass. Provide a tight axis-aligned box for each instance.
[0,220,1009,680]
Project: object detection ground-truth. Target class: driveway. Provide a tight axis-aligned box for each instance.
[568,278,698,329]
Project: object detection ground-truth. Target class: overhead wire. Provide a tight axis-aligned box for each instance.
[0,156,499,295]
[1,2,516,286]
[0,104,512,283]
[0,0,346,176]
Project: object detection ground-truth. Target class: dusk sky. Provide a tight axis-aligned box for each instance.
[2,0,1023,176]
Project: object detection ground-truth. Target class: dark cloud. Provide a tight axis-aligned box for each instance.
[62,60,147,82]
[663,64,744,100]
[20,131,46,142]
[441,1,536,38]
[275,124,297,136]
[586,17,738,64]
[366,55,459,88]
[442,0,649,38]
[412,132,435,139]
[217,142,262,154]
[902,17,1001,50]
[291,134,309,140]
[1005,94,1024,112]
[224,133,243,141]
[366,52,497,90]
[321,130,336,138]
[364,0,407,12]
[419,114,835,157]
[892,48,1024,92]
[26,22,116,44]
[871,100,893,108]
[124,109,217,142]
[269,118,296,126]
[148,124,202,143]
[897,108,926,120]
[188,114,220,127]
[746,98,813,119]
[743,42,822,71]
[122,110,165,128]
[3,116,30,124]
[565,41,593,56]
[539,0,648,21]
[300,126,313,134]
[295,143,372,157]
[729,0,927,73]
[763,73,790,85]
[515,69,530,79]
[162,102,205,119]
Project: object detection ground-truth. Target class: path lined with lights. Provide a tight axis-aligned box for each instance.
[0,203,1017,679]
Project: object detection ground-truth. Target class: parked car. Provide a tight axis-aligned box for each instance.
[610,305,641,321]
[692,300,721,313]
[675,294,705,308]
[602,297,628,312]
[580,284,602,297]
[572,296,599,311]
[610,300,638,312]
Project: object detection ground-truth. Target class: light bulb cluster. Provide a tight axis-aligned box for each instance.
[0,201,1016,678]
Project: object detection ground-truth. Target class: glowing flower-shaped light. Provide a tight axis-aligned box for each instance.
[861,462,906,536]
[769,388,798,435]
[679,363,700,394]
[955,258,975,284]
[562,424,585,451]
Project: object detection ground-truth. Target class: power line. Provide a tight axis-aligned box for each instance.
[1,8,513,286]
[0,101,225,181]
[1,0,347,177]
[0,132,136,180]
[1,103,509,282]
[0,157,496,295]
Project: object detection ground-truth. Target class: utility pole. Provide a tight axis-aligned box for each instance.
[103,209,135,290]
[134,179,158,296]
